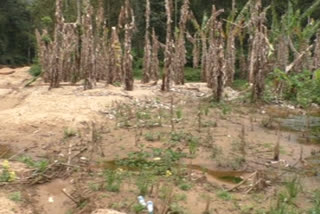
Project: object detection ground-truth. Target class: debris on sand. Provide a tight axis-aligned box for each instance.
[91,209,127,214]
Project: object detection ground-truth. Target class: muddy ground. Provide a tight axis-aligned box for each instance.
[0,67,319,214]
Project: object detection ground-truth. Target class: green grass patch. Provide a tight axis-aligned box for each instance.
[28,64,42,77]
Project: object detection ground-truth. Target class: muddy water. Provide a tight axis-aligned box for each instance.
[102,160,245,184]
[275,115,320,144]
[276,115,320,132]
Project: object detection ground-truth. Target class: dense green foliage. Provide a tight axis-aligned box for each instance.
[0,0,35,65]
[2,0,319,66]
[1,0,320,106]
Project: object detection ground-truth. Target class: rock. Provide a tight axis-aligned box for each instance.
[91,209,127,214]
[223,87,240,101]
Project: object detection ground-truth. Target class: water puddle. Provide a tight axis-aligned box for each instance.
[187,164,244,184]
[275,115,320,144]
[102,160,244,184]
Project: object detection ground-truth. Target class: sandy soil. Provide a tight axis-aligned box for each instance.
[0,67,319,214]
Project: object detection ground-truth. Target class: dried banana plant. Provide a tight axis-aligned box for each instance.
[94,3,108,82]
[248,0,271,102]
[61,23,78,83]
[186,32,200,69]
[161,0,174,91]
[173,0,190,85]
[205,6,226,102]
[80,0,96,90]
[151,28,160,82]
[142,0,152,83]
[313,30,320,74]
[274,34,289,95]
[188,11,208,82]
[206,5,224,89]
[119,0,135,91]
[109,27,123,84]
[35,29,52,83]
[49,0,64,89]
[225,0,237,86]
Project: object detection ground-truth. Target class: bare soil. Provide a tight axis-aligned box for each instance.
[0,67,319,214]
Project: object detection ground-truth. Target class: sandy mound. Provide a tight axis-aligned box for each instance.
[0,67,155,130]
[91,209,126,214]
[0,196,31,214]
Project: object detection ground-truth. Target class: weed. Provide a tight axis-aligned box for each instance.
[170,131,187,143]
[240,204,254,214]
[210,144,223,159]
[136,171,154,196]
[176,108,183,120]
[28,64,42,77]
[18,156,49,173]
[8,191,22,202]
[211,102,232,115]
[308,189,320,214]
[132,203,145,213]
[65,210,74,214]
[0,160,16,182]
[232,79,249,91]
[187,136,199,156]
[104,169,123,192]
[64,128,77,139]
[284,177,302,202]
[179,182,193,191]
[144,132,161,142]
[230,156,246,170]
[169,202,187,213]
[216,190,232,201]
[174,193,187,201]
[88,182,100,191]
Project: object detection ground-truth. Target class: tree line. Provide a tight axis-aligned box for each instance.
[1,0,320,105]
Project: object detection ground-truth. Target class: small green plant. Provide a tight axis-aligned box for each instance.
[176,108,183,119]
[170,131,188,143]
[28,64,42,77]
[18,156,49,173]
[8,191,22,202]
[174,193,187,201]
[187,136,199,156]
[211,102,232,115]
[136,171,154,196]
[169,202,187,213]
[144,132,160,142]
[132,203,145,213]
[104,169,123,192]
[88,182,100,191]
[308,190,320,214]
[64,128,77,139]
[113,82,121,87]
[284,177,302,202]
[0,160,16,182]
[179,182,193,191]
[216,190,232,201]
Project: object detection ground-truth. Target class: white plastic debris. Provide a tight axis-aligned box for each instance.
[48,196,54,203]
[147,201,154,214]
[138,196,146,207]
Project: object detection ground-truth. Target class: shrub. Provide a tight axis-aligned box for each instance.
[28,64,42,77]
